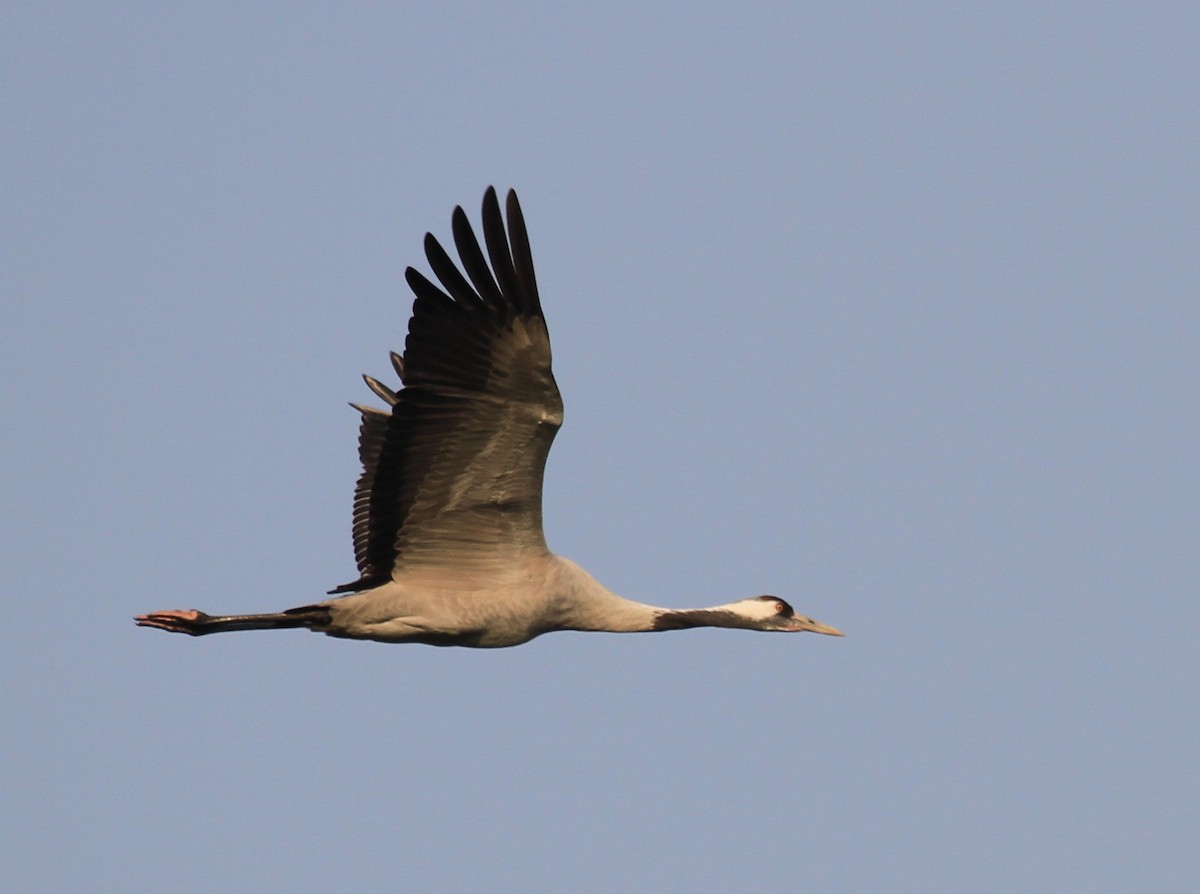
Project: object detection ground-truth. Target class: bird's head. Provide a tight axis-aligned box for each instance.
[726,595,844,635]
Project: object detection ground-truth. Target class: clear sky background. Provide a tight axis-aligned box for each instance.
[4,3,1197,891]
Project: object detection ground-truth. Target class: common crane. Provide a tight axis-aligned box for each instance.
[135,189,843,648]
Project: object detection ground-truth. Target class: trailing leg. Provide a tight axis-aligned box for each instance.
[134,605,331,636]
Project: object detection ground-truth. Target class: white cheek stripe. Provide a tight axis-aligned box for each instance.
[716,599,779,621]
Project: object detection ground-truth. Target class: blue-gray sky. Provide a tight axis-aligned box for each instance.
[4,3,1196,891]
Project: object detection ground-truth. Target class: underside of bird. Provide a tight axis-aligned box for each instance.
[135,594,844,648]
[136,556,843,648]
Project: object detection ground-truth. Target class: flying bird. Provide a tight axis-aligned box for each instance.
[135,188,843,648]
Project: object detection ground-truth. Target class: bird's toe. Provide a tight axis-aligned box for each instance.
[134,609,208,634]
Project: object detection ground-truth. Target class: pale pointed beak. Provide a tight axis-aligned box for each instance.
[791,618,844,636]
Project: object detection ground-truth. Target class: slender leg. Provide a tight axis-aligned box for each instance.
[134,606,330,636]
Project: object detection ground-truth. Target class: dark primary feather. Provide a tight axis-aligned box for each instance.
[331,188,563,594]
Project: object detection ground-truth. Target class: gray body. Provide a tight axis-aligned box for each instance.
[320,557,664,648]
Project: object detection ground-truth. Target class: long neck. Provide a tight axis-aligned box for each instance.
[552,557,745,633]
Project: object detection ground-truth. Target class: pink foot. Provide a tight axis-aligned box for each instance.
[134,609,211,635]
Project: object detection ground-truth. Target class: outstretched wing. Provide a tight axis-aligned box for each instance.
[330,188,563,594]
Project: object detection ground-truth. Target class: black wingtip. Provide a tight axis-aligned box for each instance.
[482,185,501,216]
[503,189,539,312]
